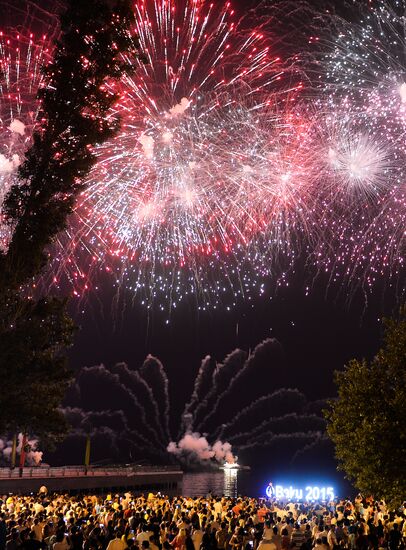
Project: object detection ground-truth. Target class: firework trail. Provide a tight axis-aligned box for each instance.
[237,432,324,454]
[139,355,171,441]
[193,348,247,432]
[198,339,283,436]
[61,407,159,462]
[74,365,167,458]
[216,389,309,442]
[181,355,216,431]
[228,410,319,447]
[111,362,167,448]
[54,339,325,467]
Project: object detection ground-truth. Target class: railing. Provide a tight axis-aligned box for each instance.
[0,464,181,479]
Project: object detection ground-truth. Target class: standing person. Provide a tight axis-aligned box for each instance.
[213,502,223,522]
[106,530,127,550]
[216,523,228,550]
[263,524,273,542]
[191,527,203,550]
[270,527,282,550]
[313,539,328,550]
[229,528,245,550]
[148,536,159,550]
[290,525,305,550]
[32,519,43,542]
[6,529,20,550]
[201,528,213,550]
[302,525,312,550]
[137,527,154,546]
[327,526,337,550]
[0,514,7,550]
[68,527,83,550]
[280,529,290,550]
[258,541,276,550]
[388,524,402,550]
[23,532,42,550]
[172,529,187,550]
[185,533,195,550]
[354,528,368,550]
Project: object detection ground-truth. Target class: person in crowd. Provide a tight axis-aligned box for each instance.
[326,526,337,550]
[388,523,402,550]
[191,526,203,550]
[0,514,7,550]
[313,538,328,550]
[172,529,186,550]
[215,523,228,550]
[258,538,276,550]
[290,524,305,549]
[106,530,126,550]
[229,527,245,550]
[270,527,282,550]
[280,528,290,550]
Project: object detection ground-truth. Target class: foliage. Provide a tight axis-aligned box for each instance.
[0,0,138,442]
[0,298,75,445]
[325,310,406,507]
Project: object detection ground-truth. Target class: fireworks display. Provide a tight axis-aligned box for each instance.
[310,0,406,291]
[1,0,406,310]
[56,339,327,467]
[0,28,54,247]
[52,0,306,308]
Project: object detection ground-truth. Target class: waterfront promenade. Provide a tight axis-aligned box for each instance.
[0,464,182,494]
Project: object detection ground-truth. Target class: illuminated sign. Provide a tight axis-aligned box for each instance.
[266,483,335,501]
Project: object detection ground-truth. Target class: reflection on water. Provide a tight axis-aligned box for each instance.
[182,468,239,497]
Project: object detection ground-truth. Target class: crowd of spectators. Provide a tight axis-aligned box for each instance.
[0,490,405,550]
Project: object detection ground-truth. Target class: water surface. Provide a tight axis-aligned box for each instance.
[182,469,250,497]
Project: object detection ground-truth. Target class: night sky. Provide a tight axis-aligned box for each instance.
[2,0,404,480]
[69,273,394,412]
[62,0,395,405]
[2,0,399,400]
[38,0,401,407]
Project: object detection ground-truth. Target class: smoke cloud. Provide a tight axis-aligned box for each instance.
[169,97,191,116]
[167,432,235,464]
[139,134,155,159]
[9,119,26,136]
[0,153,21,175]
[0,434,42,466]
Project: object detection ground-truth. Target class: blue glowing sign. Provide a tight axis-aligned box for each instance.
[266,483,335,501]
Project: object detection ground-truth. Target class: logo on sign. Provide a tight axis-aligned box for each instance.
[266,482,275,498]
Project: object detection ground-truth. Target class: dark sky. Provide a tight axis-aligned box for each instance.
[68,272,394,418]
